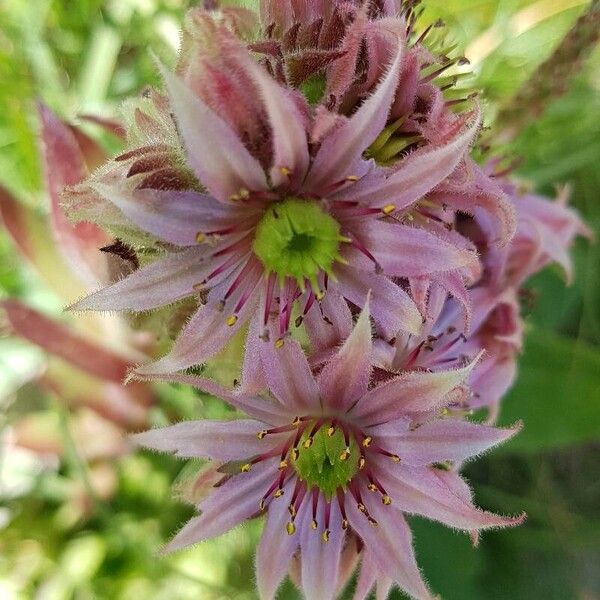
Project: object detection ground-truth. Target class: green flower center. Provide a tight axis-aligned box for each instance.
[252,197,345,290]
[293,424,360,500]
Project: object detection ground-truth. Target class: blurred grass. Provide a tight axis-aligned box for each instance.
[0,1,599,599]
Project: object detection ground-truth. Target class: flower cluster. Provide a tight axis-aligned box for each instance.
[59,2,589,599]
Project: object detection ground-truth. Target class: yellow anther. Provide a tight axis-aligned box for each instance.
[339,448,351,461]
[382,204,396,215]
[303,437,314,449]
[315,290,325,301]
[257,430,268,439]
[239,188,250,199]
[274,488,284,498]
[274,338,285,349]
[342,519,349,530]
[327,426,336,437]
[362,436,373,448]
[322,529,330,543]
[288,504,296,518]
[259,499,266,511]
[358,457,366,470]
[368,483,378,492]
[390,454,401,463]
[382,495,392,506]
[440,407,450,416]
[229,194,240,201]
[226,314,238,327]
[358,503,366,513]
[195,232,206,243]
[279,166,291,176]
[292,417,301,426]
[291,448,300,461]
[241,463,252,472]
[311,519,318,530]
[368,517,378,526]
[286,522,297,535]
[279,460,288,470]
[346,175,359,182]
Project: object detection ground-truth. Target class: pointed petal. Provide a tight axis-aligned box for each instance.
[164,459,277,552]
[131,419,285,461]
[159,63,267,202]
[353,551,377,600]
[343,107,481,209]
[376,462,526,531]
[242,58,309,187]
[352,353,482,425]
[256,480,305,600]
[365,221,478,277]
[2,299,132,383]
[69,247,208,311]
[92,184,252,246]
[334,264,423,337]
[38,103,110,286]
[133,372,290,425]
[259,333,320,412]
[136,291,259,375]
[381,419,522,465]
[318,299,372,411]
[308,44,403,190]
[346,493,434,600]
[300,496,345,600]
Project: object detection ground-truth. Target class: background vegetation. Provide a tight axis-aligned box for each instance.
[0,1,598,598]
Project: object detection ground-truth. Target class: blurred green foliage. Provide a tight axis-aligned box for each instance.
[0,1,599,599]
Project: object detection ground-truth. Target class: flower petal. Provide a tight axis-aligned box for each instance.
[308,44,403,190]
[376,462,526,531]
[300,496,345,600]
[334,264,423,337]
[259,332,320,412]
[351,354,482,425]
[318,299,372,412]
[68,247,209,311]
[92,184,253,246]
[343,107,481,210]
[159,63,268,202]
[131,419,285,461]
[164,459,277,552]
[364,221,478,277]
[380,419,522,465]
[347,491,434,600]
[256,479,305,600]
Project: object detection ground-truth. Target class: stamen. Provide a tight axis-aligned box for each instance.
[257,430,268,439]
[195,232,206,243]
[241,463,252,472]
[279,166,291,176]
[226,315,238,327]
[362,436,373,448]
[381,204,396,215]
[339,447,351,461]
[274,338,285,349]
[286,521,296,535]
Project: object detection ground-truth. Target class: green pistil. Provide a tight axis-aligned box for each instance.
[366,116,423,166]
[252,197,346,291]
[293,425,360,500]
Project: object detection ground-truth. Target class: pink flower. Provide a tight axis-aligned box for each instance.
[133,303,524,600]
[67,16,485,377]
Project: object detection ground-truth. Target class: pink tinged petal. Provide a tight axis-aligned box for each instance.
[346,494,434,600]
[164,459,278,552]
[256,480,305,600]
[376,462,525,531]
[240,311,267,394]
[351,353,482,425]
[135,290,259,375]
[318,299,372,412]
[307,44,403,190]
[68,247,209,312]
[434,270,472,333]
[334,264,423,337]
[353,550,378,600]
[131,419,284,461]
[378,419,522,466]
[300,497,345,600]
[303,288,353,355]
[365,221,478,277]
[344,107,481,209]
[1,299,132,383]
[158,63,267,202]
[242,58,310,187]
[259,333,320,412]
[38,103,110,287]
[132,372,291,426]
[92,184,252,246]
